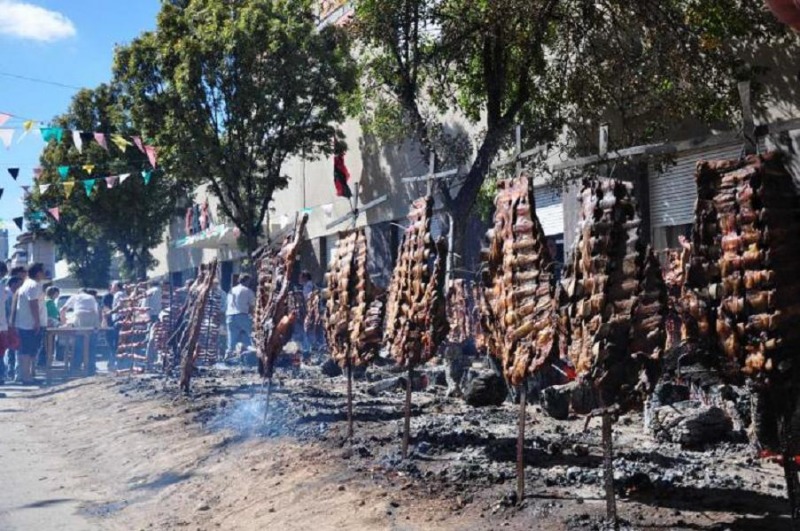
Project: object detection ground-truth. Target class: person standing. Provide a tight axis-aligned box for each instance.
[225,274,255,356]
[0,263,8,385]
[142,281,162,323]
[45,286,60,327]
[3,277,23,382]
[60,288,101,375]
[13,263,47,385]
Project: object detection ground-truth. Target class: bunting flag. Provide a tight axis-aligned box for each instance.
[40,183,51,194]
[0,189,4,200]
[48,207,60,222]
[40,127,64,144]
[31,212,45,222]
[144,145,158,168]
[57,166,70,180]
[0,113,9,126]
[8,168,19,180]
[132,136,145,153]
[322,203,334,219]
[72,130,83,153]
[82,164,95,174]
[18,120,36,143]
[63,181,75,198]
[33,167,43,179]
[83,178,96,196]
[94,132,108,151]
[20,185,30,197]
[111,134,131,152]
[141,170,152,185]
[333,154,352,198]
[0,128,14,149]
[12,217,23,231]
[119,173,131,184]
[105,175,118,188]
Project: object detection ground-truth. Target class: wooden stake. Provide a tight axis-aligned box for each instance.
[784,450,800,528]
[602,413,618,529]
[346,355,354,440]
[402,367,413,459]
[517,384,527,504]
[262,376,273,427]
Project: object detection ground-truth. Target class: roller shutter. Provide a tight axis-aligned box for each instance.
[649,144,743,228]
[534,186,564,236]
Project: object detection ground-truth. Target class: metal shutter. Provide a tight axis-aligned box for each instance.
[649,144,743,228]
[534,186,564,236]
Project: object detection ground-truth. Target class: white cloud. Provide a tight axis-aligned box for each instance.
[0,0,76,42]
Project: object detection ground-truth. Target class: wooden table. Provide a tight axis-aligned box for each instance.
[45,327,97,384]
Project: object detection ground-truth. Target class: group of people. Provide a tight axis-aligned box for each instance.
[0,262,54,385]
[0,264,322,384]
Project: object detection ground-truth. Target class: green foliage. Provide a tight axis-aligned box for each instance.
[113,0,357,253]
[352,0,798,222]
[26,84,182,286]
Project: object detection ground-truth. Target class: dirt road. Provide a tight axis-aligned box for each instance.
[0,371,793,530]
[0,377,461,530]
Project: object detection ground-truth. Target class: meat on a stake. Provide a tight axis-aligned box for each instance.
[254,214,309,379]
[384,196,449,368]
[559,178,666,410]
[480,174,559,386]
[384,196,448,458]
[324,229,384,368]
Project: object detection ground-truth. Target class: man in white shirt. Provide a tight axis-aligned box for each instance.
[13,263,47,385]
[225,274,255,356]
[142,281,163,322]
[61,288,101,375]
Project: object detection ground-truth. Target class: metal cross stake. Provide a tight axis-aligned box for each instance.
[326,181,388,230]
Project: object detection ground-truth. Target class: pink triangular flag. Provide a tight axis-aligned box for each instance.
[0,113,10,127]
[33,167,43,179]
[132,136,145,154]
[144,145,158,168]
[105,175,118,188]
[48,207,60,222]
[93,132,108,151]
[0,128,14,149]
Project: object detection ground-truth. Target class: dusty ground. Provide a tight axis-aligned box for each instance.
[0,362,795,530]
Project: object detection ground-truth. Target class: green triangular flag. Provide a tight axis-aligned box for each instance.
[141,170,152,185]
[40,127,64,144]
[83,178,96,196]
[58,166,70,180]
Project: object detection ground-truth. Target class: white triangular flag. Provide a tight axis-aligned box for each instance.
[118,173,131,184]
[40,183,51,194]
[72,130,83,153]
[0,128,14,149]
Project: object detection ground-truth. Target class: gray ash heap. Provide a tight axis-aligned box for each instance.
[558,178,667,411]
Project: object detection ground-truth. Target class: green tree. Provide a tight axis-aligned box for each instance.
[113,0,357,256]
[27,84,182,285]
[353,0,797,255]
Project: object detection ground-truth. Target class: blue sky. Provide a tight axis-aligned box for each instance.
[0,0,160,245]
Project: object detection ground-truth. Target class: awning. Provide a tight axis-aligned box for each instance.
[173,224,240,250]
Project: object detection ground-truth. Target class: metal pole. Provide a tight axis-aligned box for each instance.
[602,413,618,529]
[427,151,435,197]
[517,383,526,503]
[402,367,413,459]
[346,354,354,440]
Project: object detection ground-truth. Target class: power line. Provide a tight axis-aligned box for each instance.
[0,71,85,91]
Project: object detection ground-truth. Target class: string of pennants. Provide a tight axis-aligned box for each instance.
[0,112,158,164]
